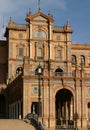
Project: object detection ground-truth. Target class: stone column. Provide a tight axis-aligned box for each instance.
[30,43,32,59]
[19,101,21,119]
[9,105,11,119]
[30,24,32,39]
[43,85,49,129]
[62,105,64,119]
[49,25,52,40]
[13,104,15,119]
[23,85,28,118]
[50,90,53,116]
[50,43,52,60]
[11,105,13,119]
[16,102,18,119]
[59,103,61,117]
[70,98,73,120]
[66,101,68,126]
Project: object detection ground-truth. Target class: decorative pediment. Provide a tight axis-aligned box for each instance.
[16,42,25,47]
[26,11,54,23]
[33,16,47,21]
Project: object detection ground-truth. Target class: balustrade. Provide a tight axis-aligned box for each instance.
[24,70,90,79]
[56,125,75,130]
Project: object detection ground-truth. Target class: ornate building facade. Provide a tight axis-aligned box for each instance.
[0,10,90,130]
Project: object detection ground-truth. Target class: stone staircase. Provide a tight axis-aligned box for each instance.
[0,119,36,130]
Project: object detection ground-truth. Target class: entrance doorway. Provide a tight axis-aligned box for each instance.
[31,102,42,116]
[55,89,74,128]
[88,102,90,128]
[0,94,5,118]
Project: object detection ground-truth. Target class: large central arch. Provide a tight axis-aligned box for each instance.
[55,88,74,128]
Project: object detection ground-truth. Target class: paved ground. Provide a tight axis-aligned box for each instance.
[0,119,36,130]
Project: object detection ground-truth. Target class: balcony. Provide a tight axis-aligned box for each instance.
[24,70,90,79]
[54,72,73,77]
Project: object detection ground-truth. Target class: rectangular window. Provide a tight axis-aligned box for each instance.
[37,48,43,59]
[18,48,23,57]
[56,50,61,60]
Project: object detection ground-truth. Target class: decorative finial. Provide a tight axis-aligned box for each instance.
[48,11,51,16]
[2,16,5,39]
[9,16,12,23]
[38,0,41,11]
[48,11,53,17]
[66,19,70,26]
[29,8,32,15]
[9,16,12,22]
[8,16,13,25]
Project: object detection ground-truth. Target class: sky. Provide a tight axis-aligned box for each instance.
[0,0,90,44]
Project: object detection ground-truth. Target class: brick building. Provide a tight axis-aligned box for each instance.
[0,10,90,130]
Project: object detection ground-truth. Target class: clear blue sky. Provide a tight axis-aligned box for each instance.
[0,0,90,44]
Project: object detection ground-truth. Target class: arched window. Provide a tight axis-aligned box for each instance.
[16,43,24,59]
[55,68,63,76]
[34,29,47,39]
[80,55,85,65]
[16,66,23,74]
[72,55,77,65]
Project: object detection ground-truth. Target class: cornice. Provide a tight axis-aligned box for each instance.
[71,44,90,50]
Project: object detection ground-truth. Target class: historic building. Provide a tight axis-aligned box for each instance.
[0,9,90,130]
[0,40,7,118]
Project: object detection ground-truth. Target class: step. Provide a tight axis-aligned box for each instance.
[0,119,36,130]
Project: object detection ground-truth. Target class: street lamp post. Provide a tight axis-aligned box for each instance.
[37,64,43,117]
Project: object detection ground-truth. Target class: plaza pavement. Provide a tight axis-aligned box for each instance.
[0,119,36,130]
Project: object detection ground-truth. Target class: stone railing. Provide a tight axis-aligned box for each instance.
[56,125,75,130]
[24,71,73,77]
[24,70,90,78]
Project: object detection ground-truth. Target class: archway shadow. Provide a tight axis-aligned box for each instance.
[0,94,6,119]
[55,88,74,128]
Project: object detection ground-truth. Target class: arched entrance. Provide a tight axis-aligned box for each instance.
[55,89,74,128]
[0,94,5,118]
